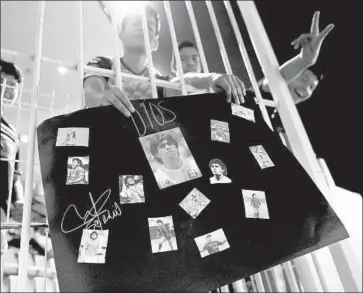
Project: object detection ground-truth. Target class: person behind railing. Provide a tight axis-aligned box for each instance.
[0,59,24,254]
[83,4,248,117]
[170,12,331,102]
[1,61,53,291]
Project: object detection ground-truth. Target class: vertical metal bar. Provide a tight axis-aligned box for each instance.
[78,1,85,109]
[0,78,6,99]
[163,1,187,95]
[232,279,248,292]
[44,228,49,292]
[311,250,345,292]
[262,270,273,292]
[17,1,45,291]
[282,262,301,292]
[254,273,266,292]
[223,0,273,131]
[50,90,55,116]
[112,16,123,89]
[205,1,233,74]
[185,1,209,73]
[236,1,322,182]
[141,7,158,99]
[220,284,230,292]
[269,266,287,292]
[293,255,324,292]
[250,276,258,292]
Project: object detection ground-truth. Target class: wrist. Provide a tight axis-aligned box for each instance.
[299,54,314,68]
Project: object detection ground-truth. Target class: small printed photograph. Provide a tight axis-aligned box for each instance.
[179,188,210,219]
[119,175,145,204]
[56,127,89,147]
[211,119,230,143]
[209,158,232,184]
[148,216,178,253]
[66,156,89,185]
[139,127,202,189]
[231,103,255,122]
[77,229,109,264]
[194,228,230,258]
[242,189,270,219]
[249,145,275,169]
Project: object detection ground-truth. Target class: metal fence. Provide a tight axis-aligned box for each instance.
[1,1,361,292]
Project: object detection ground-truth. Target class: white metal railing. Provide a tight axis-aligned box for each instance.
[1,1,361,292]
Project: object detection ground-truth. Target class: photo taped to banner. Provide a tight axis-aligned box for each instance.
[179,188,210,219]
[211,119,230,143]
[194,228,230,258]
[209,158,232,184]
[77,229,109,264]
[148,216,178,253]
[119,175,145,204]
[231,103,255,122]
[56,127,89,147]
[66,156,89,185]
[139,127,202,189]
[249,145,275,169]
[242,190,270,219]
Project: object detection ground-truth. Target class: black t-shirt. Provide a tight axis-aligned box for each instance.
[0,117,21,212]
[84,56,171,100]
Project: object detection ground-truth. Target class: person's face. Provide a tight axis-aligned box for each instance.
[72,160,79,168]
[126,177,135,185]
[210,163,223,176]
[119,12,159,51]
[1,73,20,108]
[179,46,202,74]
[157,139,178,163]
[252,194,255,198]
[157,222,162,227]
[206,236,212,242]
[288,69,319,104]
[90,233,98,240]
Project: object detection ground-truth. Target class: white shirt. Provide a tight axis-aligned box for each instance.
[154,157,201,188]
[210,176,232,184]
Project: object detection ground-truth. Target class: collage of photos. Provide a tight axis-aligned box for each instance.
[194,228,230,258]
[77,229,109,264]
[249,145,275,169]
[242,190,270,219]
[139,127,202,189]
[119,175,145,204]
[56,127,89,147]
[211,119,230,143]
[66,156,89,185]
[148,216,178,253]
[208,158,232,184]
[231,103,255,122]
[179,188,210,219]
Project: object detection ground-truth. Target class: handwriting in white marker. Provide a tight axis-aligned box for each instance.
[61,189,122,234]
[130,101,177,137]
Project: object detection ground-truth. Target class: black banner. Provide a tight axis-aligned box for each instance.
[37,92,348,292]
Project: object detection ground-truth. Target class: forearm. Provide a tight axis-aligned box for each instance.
[261,55,311,93]
[171,72,220,90]
[12,179,24,203]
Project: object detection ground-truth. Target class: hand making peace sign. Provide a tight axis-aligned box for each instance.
[291,11,335,66]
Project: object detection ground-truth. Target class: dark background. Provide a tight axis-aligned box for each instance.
[253,1,362,195]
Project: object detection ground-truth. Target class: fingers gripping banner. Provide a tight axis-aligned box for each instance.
[37,92,348,292]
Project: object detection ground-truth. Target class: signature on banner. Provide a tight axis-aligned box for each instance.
[61,189,122,234]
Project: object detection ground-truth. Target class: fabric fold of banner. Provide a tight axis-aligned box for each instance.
[37,91,347,292]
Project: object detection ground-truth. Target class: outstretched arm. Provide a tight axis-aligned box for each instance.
[261,11,334,93]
